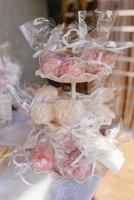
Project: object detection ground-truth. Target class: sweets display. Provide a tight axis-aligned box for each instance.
[6,10,134,185]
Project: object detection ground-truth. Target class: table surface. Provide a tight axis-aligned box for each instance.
[0,112,100,200]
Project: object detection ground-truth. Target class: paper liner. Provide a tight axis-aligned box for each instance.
[36,70,109,83]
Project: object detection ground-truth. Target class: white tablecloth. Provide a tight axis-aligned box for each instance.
[0,112,100,200]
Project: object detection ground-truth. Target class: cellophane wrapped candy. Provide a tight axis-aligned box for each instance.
[0,42,22,127]
[5,10,134,200]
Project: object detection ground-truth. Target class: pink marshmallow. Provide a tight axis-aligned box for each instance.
[60,59,84,77]
[42,57,62,77]
[32,144,54,172]
[40,53,64,77]
[62,150,92,181]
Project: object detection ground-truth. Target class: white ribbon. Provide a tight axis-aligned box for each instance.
[12,153,33,186]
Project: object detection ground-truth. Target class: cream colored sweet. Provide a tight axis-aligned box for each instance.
[30,102,55,125]
[32,85,58,105]
[54,99,86,126]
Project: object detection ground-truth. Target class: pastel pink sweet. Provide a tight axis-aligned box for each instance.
[81,49,112,74]
[60,59,84,77]
[63,158,92,181]
[82,48,115,66]
[32,144,54,172]
[81,49,103,63]
[42,55,63,77]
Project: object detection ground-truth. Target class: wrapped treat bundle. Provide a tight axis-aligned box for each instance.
[20,10,133,83]
[7,84,126,183]
[0,42,22,88]
[0,42,22,127]
[5,10,134,200]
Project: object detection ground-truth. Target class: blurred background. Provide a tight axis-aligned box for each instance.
[0,0,133,199]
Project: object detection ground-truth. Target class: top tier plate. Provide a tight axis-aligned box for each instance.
[35,70,109,83]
